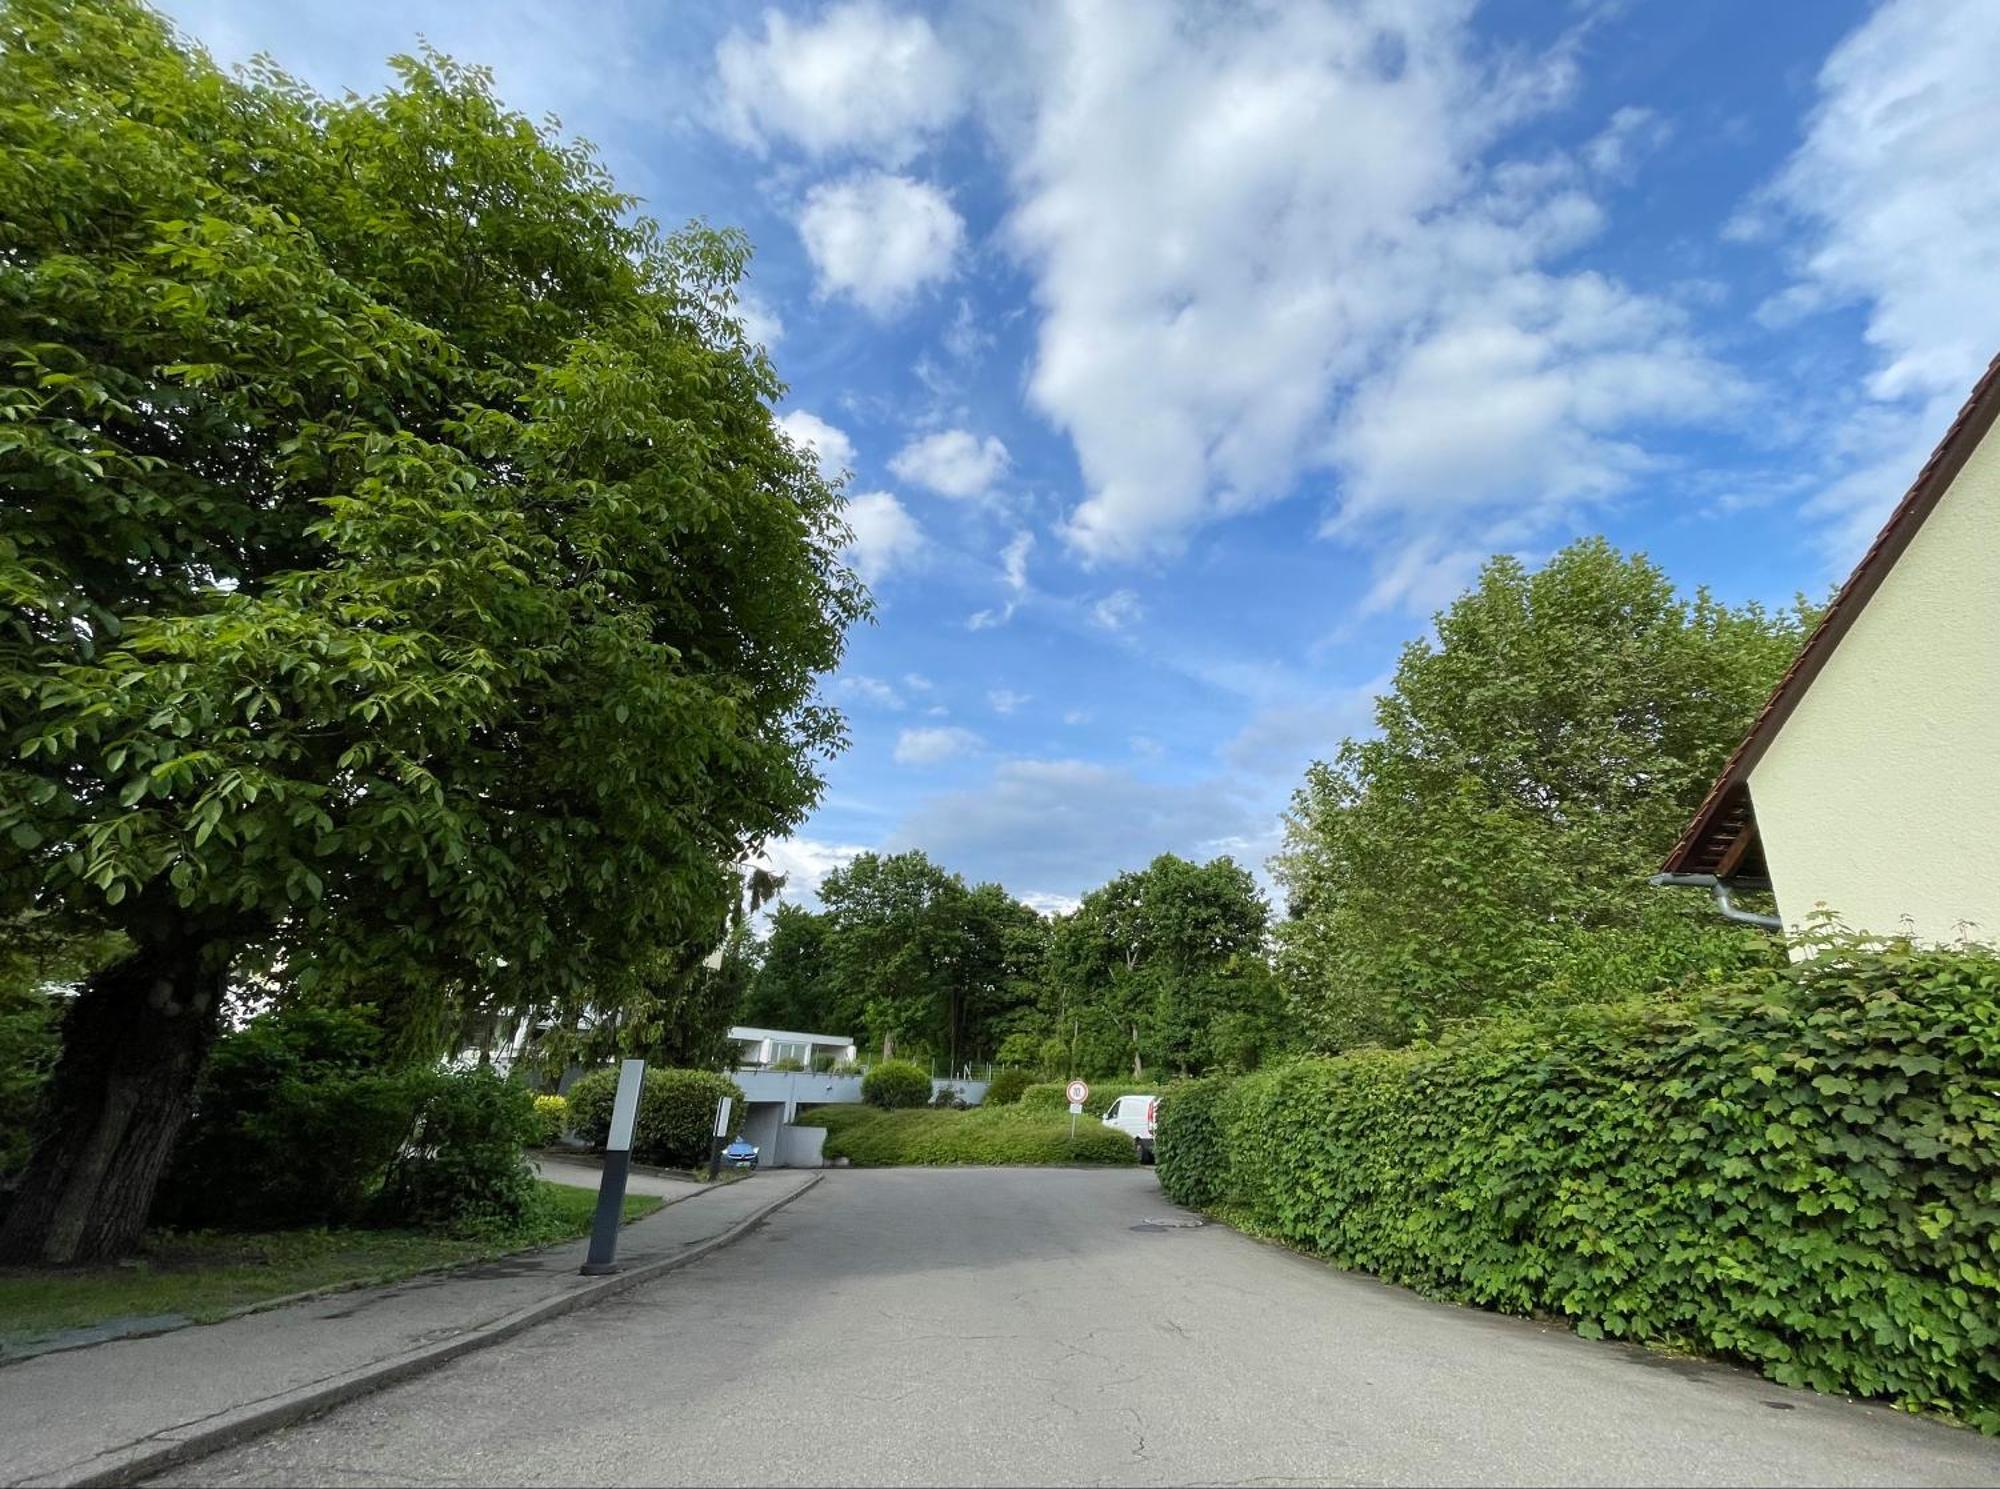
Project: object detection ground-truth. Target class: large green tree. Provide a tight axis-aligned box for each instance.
[1275,538,1809,1050]
[1041,854,1275,1078]
[0,1,863,1261]
[748,852,1046,1069]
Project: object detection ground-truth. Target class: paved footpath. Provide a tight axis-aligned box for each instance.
[156,1168,2000,1488]
[1,1170,818,1488]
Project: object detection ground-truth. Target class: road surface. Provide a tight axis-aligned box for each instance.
[157,1167,2000,1487]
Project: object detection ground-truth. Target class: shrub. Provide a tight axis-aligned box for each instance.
[830,1058,863,1076]
[379,1067,540,1234]
[811,1052,839,1074]
[929,1083,967,1109]
[797,1105,1136,1166]
[983,1068,1035,1106]
[158,1005,421,1230]
[861,1059,931,1110]
[532,1094,568,1146]
[1017,1080,1154,1116]
[770,1057,806,1072]
[566,1066,746,1168]
[1156,942,2000,1431]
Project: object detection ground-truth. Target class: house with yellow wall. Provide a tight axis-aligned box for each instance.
[1657,353,2000,950]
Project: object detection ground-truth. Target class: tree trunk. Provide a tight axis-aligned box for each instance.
[0,932,229,1265]
[881,1031,896,1061]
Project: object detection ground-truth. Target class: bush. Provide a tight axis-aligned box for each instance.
[797,1105,1136,1166]
[861,1059,931,1109]
[929,1083,967,1109]
[566,1066,746,1168]
[532,1094,568,1146]
[158,1005,421,1230]
[982,1068,1035,1106]
[811,1052,839,1074]
[379,1067,540,1234]
[1156,942,2000,1431]
[770,1057,806,1072]
[1017,1080,1154,1116]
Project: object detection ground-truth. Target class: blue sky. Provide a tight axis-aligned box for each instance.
[161,0,2000,914]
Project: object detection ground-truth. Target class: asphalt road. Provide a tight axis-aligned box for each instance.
[157,1168,2000,1488]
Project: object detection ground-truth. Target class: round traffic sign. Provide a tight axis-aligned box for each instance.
[1065,1078,1090,1105]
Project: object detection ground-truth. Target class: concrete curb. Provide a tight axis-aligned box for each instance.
[33,1173,823,1489]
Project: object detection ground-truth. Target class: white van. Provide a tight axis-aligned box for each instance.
[1101,1094,1158,1164]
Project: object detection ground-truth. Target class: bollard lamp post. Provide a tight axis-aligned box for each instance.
[580,1059,645,1276]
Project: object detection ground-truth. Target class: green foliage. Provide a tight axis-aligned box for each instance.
[158,1006,420,1230]
[812,852,1048,1066]
[378,1067,539,1234]
[531,1094,568,1147]
[1039,854,1276,1079]
[1017,1080,1154,1115]
[798,1105,1137,1167]
[0,0,864,1247]
[159,1007,545,1235]
[983,1067,1035,1106]
[1275,539,1809,1050]
[0,918,124,1178]
[565,1066,745,1168]
[861,1059,931,1110]
[1156,942,2000,1430]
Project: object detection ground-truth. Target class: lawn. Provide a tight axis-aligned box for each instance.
[797,1103,1138,1166]
[0,1180,662,1354]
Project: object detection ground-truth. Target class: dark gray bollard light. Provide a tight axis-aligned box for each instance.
[580,1058,646,1276]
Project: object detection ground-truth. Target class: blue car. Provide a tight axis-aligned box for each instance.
[721,1138,760,1170]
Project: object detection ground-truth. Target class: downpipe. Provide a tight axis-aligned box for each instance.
[1648,872,1784,931]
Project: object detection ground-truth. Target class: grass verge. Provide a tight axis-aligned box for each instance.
[0,1180,662,1350]
[797,1104,1138,1166]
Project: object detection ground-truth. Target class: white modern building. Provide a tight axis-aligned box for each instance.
[727,1025,857,1069]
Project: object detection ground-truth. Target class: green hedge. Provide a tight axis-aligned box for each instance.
[1156,943,2000,1430]
[566,1067,745,1169]
[797,1105,1137,1166]
[861,1059,931,1109]
[982,1068,1035,1106]
[1017,1080,1154,1115]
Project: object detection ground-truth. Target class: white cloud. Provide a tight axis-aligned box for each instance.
[735,291,784,348]
[988,688,1030,715]
[752,834,868,910]
[842,491,925,583]
[1130,735,1164,759]
[799,173,965,315]
[1091,589,1144,632]
[715,2,962,163]
[891,758,1261,901]
[997,3,1729,588]
[775,409,858,480]
[1223,687,1384,778]
[889,428,1011,498]
[1000,530,1033,592]
[1018,890,1081,918]
[839,675,904,710]
[903,672,934,692]
[1062,709,1091,726]
[966,608,1003,631]
[893,725,983,765]
[1751,0,2000,556]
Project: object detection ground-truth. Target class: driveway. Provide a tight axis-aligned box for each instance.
[158,1168,2000,1487]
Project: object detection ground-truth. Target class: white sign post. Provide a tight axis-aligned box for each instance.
[581,1059,646,1276]
[1065,1078,1090,1140]
[706,1095,735,1180]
